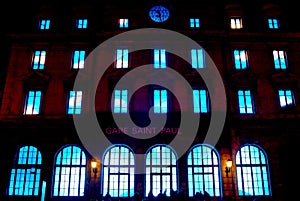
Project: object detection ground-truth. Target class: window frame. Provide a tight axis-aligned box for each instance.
[237,89,255,114]
[190,18,200,28]
[76,18,88,29]
[23,90,42,115]
[32,50,46,70]
[67,90,83,115]
[233,49,249,70]
[119,18,129,28]
[267,18,280,29]
[193,89,209,113]
[230,17,243,29]
[115,48,129,69]
[39,19,50,30]
[153,49,167,69]
[272,50,288,70]
[71,50,86,69]
[278,89,296,108]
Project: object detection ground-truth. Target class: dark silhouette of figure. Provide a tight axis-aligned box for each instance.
[103,192,112,201]
[147,189,155,201]
[195,191,204,201]
[204,191,211,201]
[133,191,142,201]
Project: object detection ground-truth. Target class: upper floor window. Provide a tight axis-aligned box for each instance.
[268,18,280,29]
[32,50,46,70]
[52,145,86,197]
[72,50,85,69]
[119,18,129,28]
[236,144,272,196]
[8,145,42,196]
[191,49,205,68]
[230,17,243,29]
[154,89,168,113]
[273,50,287,69]
[234,50,248,69]
[193,89,209,113]
[238,90,255,114]
[278,89,295,108]
[76,19,88,29]
[190,18,200,28]
[67,91,82,115]
[154,49,166,68]
[113,89,128,113]
[39,19,50,30]
[23,90,42,115]
[116,49,129,68]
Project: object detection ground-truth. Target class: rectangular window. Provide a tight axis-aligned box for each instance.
[32,50,46,70]
[193,89,209,113]
[278,90,295,107]
[113,89,128,113]
[72,50,86,69]
[76,19,88,29]
[23,91,42,115]
[39,19,50,30]
[67,90,82,114]
[273,50,287,69]
[238,90,254,114]
[190,18,200,28]
[191,49,205,68]
[230,18,243,29]
[154,49,166,68]
[116,49,129,68]
[154,89,167,113]
[268,18,280,29]
[234,50,248,69]
[119,19,129,28]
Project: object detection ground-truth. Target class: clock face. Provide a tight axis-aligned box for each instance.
[149,5,170,22]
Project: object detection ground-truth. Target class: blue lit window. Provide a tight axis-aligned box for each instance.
[191,49,205,68]
[154,89,167,113]
[273,50,287,69]
[39,19,50,30]
[238,90,254,114]
[154,49,166,68]
[72,50,85,69]
[8,145,42,196]
[53,145,86,197]
[187,144,221,197]
[119,19,129,28]
[268,18,279,29]
[278,90,295,108]
[190,18,200,28]
[193,89,209,113]
[23,91,42,115]
[113,90,128,113]
[236,144,272,196]
[234,50,248,69]
[116,49,129,68]
[67,91,82,115]
[145,145,178,197]
[32,50,46,70]
[76,19,87,29]
[102,145,135,197]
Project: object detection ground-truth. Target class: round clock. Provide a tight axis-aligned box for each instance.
[149,5,170,22]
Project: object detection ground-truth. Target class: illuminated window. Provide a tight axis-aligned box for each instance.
[190,18,200,28]
[67,91,82,115]
[116,49,129,68]
[193,89,209,113]
[230,17,243,29]
[8,146,42,196]
[268,18,279,29]
[273,50,287,69]
[278,90,295,108]
[119,19,129,28]
[23,90,42,115]
[234,50,248,69]
[238,90,254,114]
[53,145,86,197]
[32,50,46,70]
[72,50,85,69]
[76,19,87,29]
[191,49,205,68]
[39,19,50,30]
[187,144,221,197]
[102,145,135,197]
[113,89,128,113]
[236,144,271,196]
[154,49,166,68]
[145,145,178,197]
[154,89,168,113]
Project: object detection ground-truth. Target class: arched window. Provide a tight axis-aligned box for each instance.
[52,145,86,196]
[187,144,222,197]
[236,144,272,196]
[145,145,178,197]
[102,145,135,198]
[8,145,42,196]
